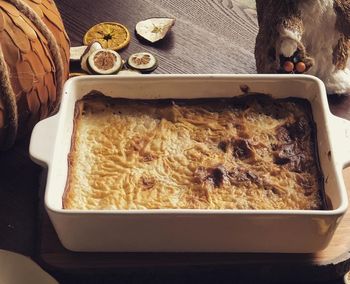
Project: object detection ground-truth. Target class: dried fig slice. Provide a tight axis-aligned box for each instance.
[126,52,158,73]
[135,17,175,43]
[87,49,122,75]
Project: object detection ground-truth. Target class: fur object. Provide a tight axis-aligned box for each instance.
[255,0,350,95]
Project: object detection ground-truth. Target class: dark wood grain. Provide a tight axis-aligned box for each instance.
[55,0,350,119]
[57,0,258,74]
[36,168,350,284]
[1,0,350,283]
[0,137,41,256]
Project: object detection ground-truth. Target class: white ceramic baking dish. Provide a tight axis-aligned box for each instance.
[30,74,350,253]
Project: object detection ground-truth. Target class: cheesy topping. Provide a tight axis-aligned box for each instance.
[63,94,323,210]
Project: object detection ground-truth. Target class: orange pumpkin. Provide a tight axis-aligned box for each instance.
[0,0,69,150]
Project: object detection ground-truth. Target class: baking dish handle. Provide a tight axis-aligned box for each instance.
[29,115,59,167]
[332,116,350,168]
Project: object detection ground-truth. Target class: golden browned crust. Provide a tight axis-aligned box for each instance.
[63,93,324,210]
[62,100,84,209]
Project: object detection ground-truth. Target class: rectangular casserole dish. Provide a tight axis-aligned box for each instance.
[30,75,350,252]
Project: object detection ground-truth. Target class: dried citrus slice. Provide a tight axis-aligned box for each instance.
[83,22,130,51]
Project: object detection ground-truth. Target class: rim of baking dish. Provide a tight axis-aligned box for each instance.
[44,74,349,216]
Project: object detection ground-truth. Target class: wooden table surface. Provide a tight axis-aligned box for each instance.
[1,0,350,283]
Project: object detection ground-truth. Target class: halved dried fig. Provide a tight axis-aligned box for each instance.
[127,52,158,73]
[87,49,122,75]
[135,17,175,43]
[80,41,103,73]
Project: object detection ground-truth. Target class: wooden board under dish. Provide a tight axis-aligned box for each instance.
[34,168,350,283]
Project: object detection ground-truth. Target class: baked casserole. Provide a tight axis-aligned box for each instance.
[63,93,324,210]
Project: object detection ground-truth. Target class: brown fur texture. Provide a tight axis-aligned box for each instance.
[255,0,349,75]
[333,35,350,69]
[255,0,313,73]
[334,0,350,36]
[333,0,350,70]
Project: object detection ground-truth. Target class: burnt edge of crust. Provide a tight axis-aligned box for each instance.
[62,95,86,209]
[295,100,326,209]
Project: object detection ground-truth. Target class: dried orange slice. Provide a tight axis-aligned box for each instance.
[83,22,130,51]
